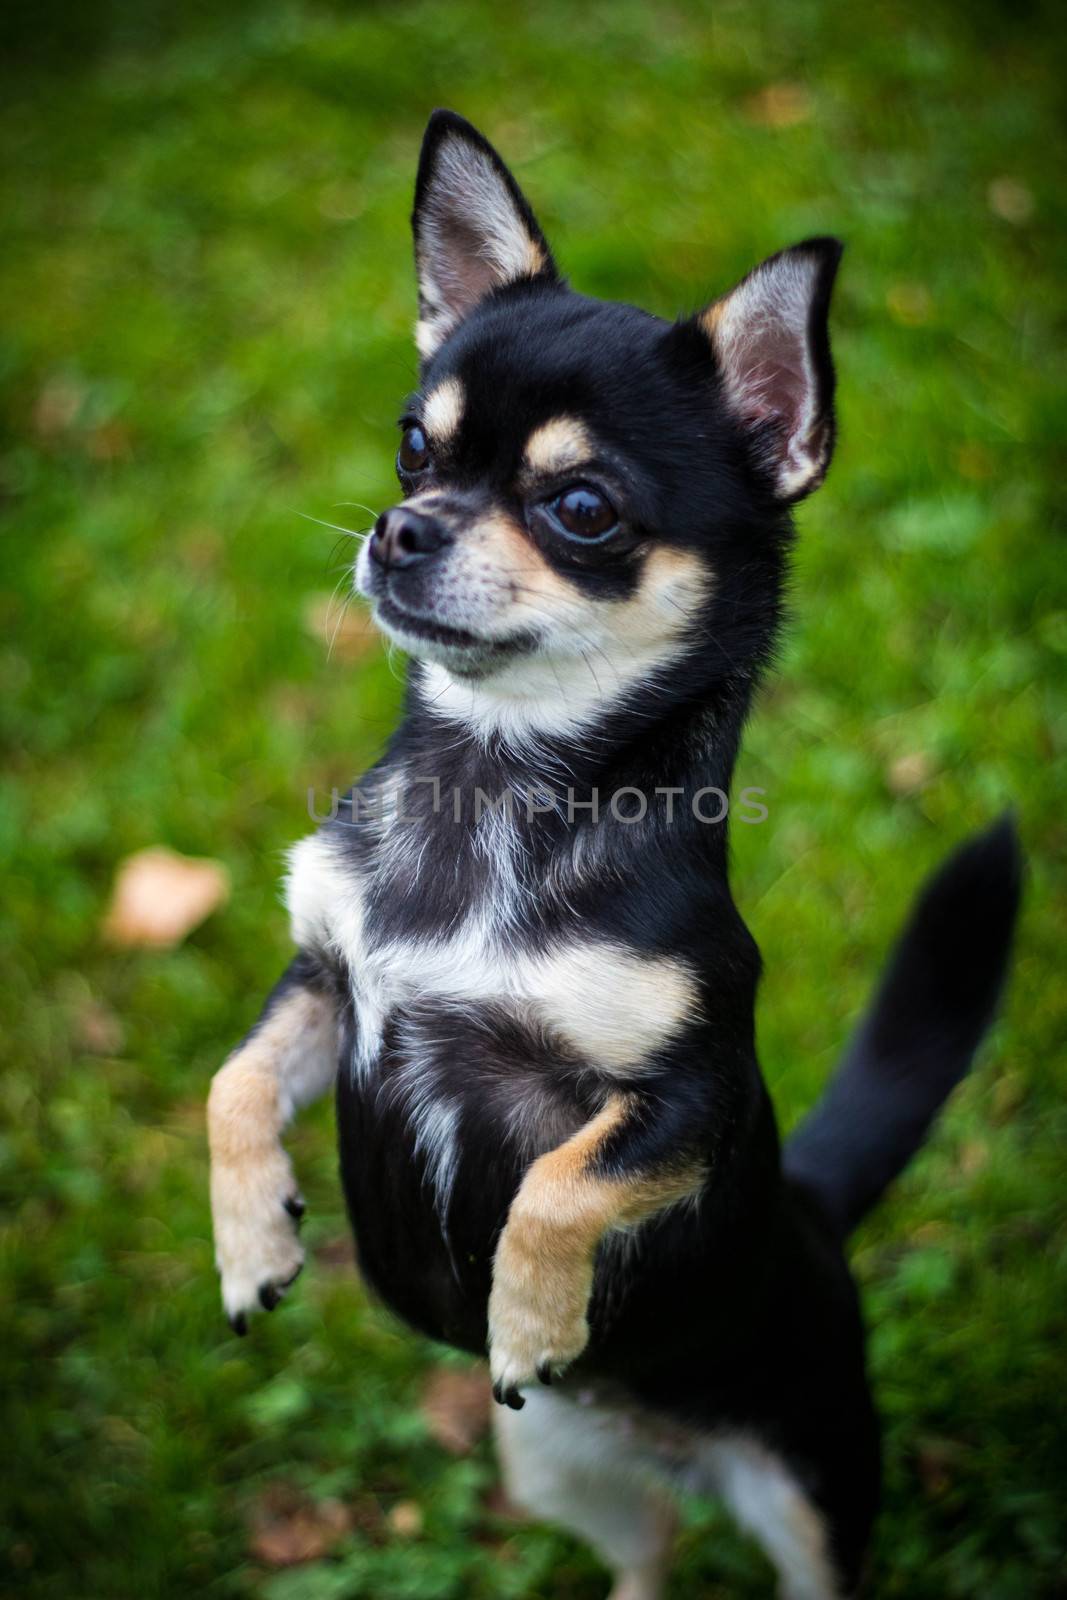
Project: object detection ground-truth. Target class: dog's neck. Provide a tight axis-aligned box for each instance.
[340,660,756,941]
[399,657,753,817]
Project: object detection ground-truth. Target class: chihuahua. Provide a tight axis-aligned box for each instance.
[207,111,1021,1597]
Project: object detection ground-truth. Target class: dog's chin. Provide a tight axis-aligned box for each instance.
[370,595,532,678]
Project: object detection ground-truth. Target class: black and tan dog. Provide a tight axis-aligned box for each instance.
[207,112,1021,1597]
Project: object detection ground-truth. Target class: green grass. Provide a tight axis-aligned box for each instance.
[2,1,1066,1594]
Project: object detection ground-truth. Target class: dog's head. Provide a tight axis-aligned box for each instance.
[357,111,841,739]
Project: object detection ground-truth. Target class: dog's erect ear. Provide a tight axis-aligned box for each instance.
[698,238,843,501]
[412,110,560,361]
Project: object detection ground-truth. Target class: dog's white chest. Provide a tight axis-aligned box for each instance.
[286,831,699,1075]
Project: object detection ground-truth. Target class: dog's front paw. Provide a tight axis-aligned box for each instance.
[488,1254,592,1410]
[210,1145,306,1334]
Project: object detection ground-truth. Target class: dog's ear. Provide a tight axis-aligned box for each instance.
[412,110,560,361]
[697,238,843,501]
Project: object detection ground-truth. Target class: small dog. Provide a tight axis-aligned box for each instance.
[208,112,1021,1597]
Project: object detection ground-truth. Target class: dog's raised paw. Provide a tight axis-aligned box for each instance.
[210,1144,306,1331]
[487,1274,590,1405]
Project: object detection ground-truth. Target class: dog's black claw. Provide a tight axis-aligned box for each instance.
[230,1313,248,1337]
[284,1195,306,1223]
[492,1379,526,1410]
[258,1283,281,1311]
[537,1361,553,1386]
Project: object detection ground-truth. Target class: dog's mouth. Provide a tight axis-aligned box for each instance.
[373,595,533,671]
[375,595,483,650]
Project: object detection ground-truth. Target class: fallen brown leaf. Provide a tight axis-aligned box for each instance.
[86,420,133,461]
[316,1235,358,1272]
[272,682,318,725]
[481,1481,528,1522]
[34,375,86,438]
[387,1500,423,1539]
[886,750,934,796]
[57,973,126,1055]
[915,1437,963,1500]
[957,1138,990,1177]
[744,82,812,128]
[991,1070,1025,1125]
[74,997,125,1055]
[420,1364,492,1456]
[248,1484,353,1568]
[987,176,1034,225]
[102,847,229,949]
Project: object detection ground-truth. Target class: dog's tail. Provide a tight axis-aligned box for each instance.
[783,815,1022,1237]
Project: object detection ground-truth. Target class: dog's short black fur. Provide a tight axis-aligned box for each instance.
[208,113,1022,1596]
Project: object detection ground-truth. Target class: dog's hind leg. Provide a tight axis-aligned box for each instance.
[208,954,338,1332]
[701,1434,851,1600]
[494,1388,676,1600]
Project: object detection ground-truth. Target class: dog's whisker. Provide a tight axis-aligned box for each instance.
[296,510,367,540]
[333,501,382,523]
[321,572,360,663]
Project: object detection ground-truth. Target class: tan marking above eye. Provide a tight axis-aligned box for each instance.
[422,376,465,444]
[523,415,595,476]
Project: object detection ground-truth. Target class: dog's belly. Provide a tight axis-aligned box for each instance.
[336,994,785,1371]
[289,830,714,1352]
[336,997,599,1353]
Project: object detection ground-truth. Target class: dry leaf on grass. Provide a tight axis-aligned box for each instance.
[57,973,126,1055]
[248,1485,353,1568]
[302,592,381,662]
[85,420,133,461]
[419,1364,492,1456]
[315,1235,358,1272]
[34,375,86,438]
[987,176,1034,224]
[957,1139,990,1177]
[915,1438,963,1500]
[886,750,935,796]
[102,847,229,949]
[74,997,125,1055]
[387,1501,423,1539]
[481,1481,528,1522]
[744,82,812,128]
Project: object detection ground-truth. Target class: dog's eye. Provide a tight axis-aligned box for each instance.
[398,424,430,476]
[551,485,618,541]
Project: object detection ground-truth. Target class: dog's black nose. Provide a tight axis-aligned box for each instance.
[370,507,450,570]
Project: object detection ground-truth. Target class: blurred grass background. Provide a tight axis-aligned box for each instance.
[2,1,1065,1595]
